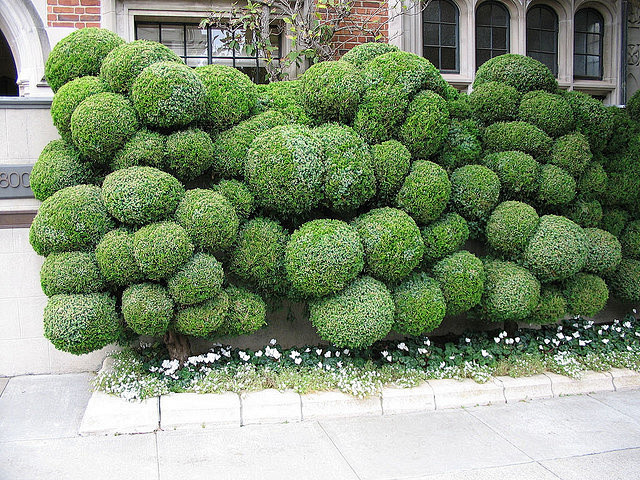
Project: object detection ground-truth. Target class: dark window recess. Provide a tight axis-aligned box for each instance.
[0,29,18,96]
[526,5,558,76]
[422,0,460,73]
[475,1,510,69]
[573,8,604,80]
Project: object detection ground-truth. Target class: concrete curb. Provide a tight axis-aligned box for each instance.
[79,362,640,435]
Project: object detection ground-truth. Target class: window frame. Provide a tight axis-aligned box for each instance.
[475,0,510,70]
[422,0,460,74]
[526,4,559,77]
[573,8,604,81]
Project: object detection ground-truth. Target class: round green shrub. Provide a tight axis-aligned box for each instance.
[43,293,120,355]
[447,92,472,120]
[396,161,451,224]
[216,286,266,337]
[620,220,640,259]
[29,185,115,256]
[230,217,290,295]
[568,199,603,228]
[353,84,409,144]
[563,273,609,317]
[131,61,205,129]
[111,129,166,171]
[285,219,364,298]
[45,27,124,92]
[450,165,501,220]
[473,53,558,93]
[70,92,139,163]
[483,121,552,159]
[584,228,622,274]
[164,128,215,181]
[245,124,325,216]
[627,89,640,122]
[95,228,144,287]
[195,64,257,132]
[51,76,107,142]
[605,106,633,155]
[432,250,485,315]
[299,61,366,124]
[167,253,224,306]
[483,151,538,198]
[341,42,399,67]
[314,123,376,212]
[175,291,229,337]
[310,276,394,349]
[486,201,539,257]
[602,171,640,209]
[523,215,589,282]
[518,91,574,137]
[101,166,184,225]
[174,189,239,254]
[564,90,614,153]
[255,81,310,124]
[525,286,567,325]
[211,179,255,220]
[537,164,576,207]
[30,140,92,201]
[549,133,592,177]
[601,208,629,237]
[133,222,194,281]
[577,162,607,199]
[392,272,446,336]
[353,207,424,284]
[469,81,520,124]
[121,283,174,336]
[40,252,105,297]
[481,259,540,322]
[437,119,482,169]
[421,212,469,264]
[607,258,640,302]
[371,140,411,203]
[400,90,449,159]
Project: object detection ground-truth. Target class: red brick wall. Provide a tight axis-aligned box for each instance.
[330,0,390,59]
[47,0,101,28]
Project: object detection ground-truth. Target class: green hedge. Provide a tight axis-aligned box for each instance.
[392,272,446,336]
[483,151,539,198]
[473,54,558,93]
[167,253,224,306]
[396,161,451,224]
[420,212,469,265]
[51,76,107,143]
[400,90,449,159]
[469,81,520,124]
[450,165,501,220]
[432,251,485,316]
[486,201,539,258]
[481,259,540,322]
[122,283,174,336]
[40,252,105,297]
[133,222,194,281]
[95,228,144,287]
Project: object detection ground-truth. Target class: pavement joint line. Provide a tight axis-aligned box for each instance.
[157,396,161,432]
[154,432,161,480]
[586,393,640,426]
[537,445,640,463]
[535,461,564,479]
[0,377,9,397]
[317,420,363,480]
[428,381,438,410]
[544,373,557,397]
[384,460,554,480]
[238,393,244,427]
[379,393,384,415]
[299,392,304,421]
[605,371,616,392]
[497,377,507,404]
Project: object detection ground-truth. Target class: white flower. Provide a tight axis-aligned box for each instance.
[316,348,323,356]
[515,337,520,343]
[324,351,332,358]
[579,340,586,347]
[397,342,408,351]
[294,357,302,365]
[424,339,431,346]
[573,332,580,338]
[270,338,277,345]
[623,321,632,329]
[381,350,389,357]
[317,362,323,368]
[335,351,340,357]
[544,338,550,344]
[627,346,633,351]
[494,337,501,344]
[289,351,300,360]
[417,348,428,355]
[255,350,263,357]
[634,309,637,314]
[481,349,490,357]
[238,351,250,362]
[386,355,393,362]
[336,361,343,368]
[465,337,471,343]
[271,350,281,360]
[343,349,350,355]
[602,339,609,344]
[557,333,565,339]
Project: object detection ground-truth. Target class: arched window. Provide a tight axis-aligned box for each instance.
[476,1,509,69]
[526,5,558,76]
[574,8,604,80]
[423,0,459,73]
[0,29,18,96]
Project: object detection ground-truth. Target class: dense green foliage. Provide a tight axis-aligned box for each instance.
[51,76,107,142]
[432,251,485,316]
[450,164,501,220]
[518,91,574,138]
[392,272,446,336]
[216,286,266,337]
[437,119,483,169]
[353,84,409,144]
[420,212,469,265]
[95,229,144,287]
[525,286,567,325]
[473,54,558,93]
[607,259,640,302]
[40,252,105,297]
[563,273,609,317]
[111,129,166,171]
[400,90,449,159]
[620,220,640,260]
[469,81,520,124]
[371,140,411,202]
[341,42,399,67]
[175,292,229,337]
[122,283,174,336]
[211,179,255,220]
[133,222,194,281]
[164,128,215,181]
[167,253,224,306]
[583,228,622,275]
[536,164,577,207]
[483,151,539,198]
[483,121,552,159]
[486,201,539,258]
[396,161,451,224]
[550,133,592,177]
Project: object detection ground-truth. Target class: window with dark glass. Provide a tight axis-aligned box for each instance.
[135,21,281,83]
[526,5,558,76]
[423,0,459,73]
[573,8,603,80]
[476,1,509,69]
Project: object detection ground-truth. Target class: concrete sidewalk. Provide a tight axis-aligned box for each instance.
[0,374,639,480]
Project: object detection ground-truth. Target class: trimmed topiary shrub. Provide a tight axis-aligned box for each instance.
[577,163,608,199]
[400,90,449,159]
[486,201,539,258]
[254,80,310,124]
[536,164,576,207]
[447,92,472,120]
[525,286,567,325]
[392,272,446,336]
[40,252,105,297]
[469,81,520,124]
[481,259,540,322]
[483,121,552,159]
[432,251,485,316]
[583,228,622,275]
[131,61,205,129]
[396,161,451,224]
[216,286,267,337]
[167,253,224,306]
[518,91,574,138]
[71,92,139,163]
[483,151,539,198]
[523,215,588,282]
[51,76,107,142]
[602,171,640,210]
[310,276,394,349]
[564,90,613,153]
[285,219,364,298]
[627,89,640,122]
[175,291,229,337]
[563,273,609,317]
[341,42,399,67]
[174,189,239,254]
[43,293,120,355]
[111,129,166,171]
[568,199,603,228]
[45,27,124,92]
[133,222,194,281]
[353,84,409,144]
[121,282,174,336]
[371,140,411,203]
[29,185,115,256]
[95,228,144,287]
[601,208,629,237]
[450,164,501,220]
[353,207,424,284]
[549,133,592,177]
[621,220,640,259]
[437,119,483,170]
[607,258,640,302]
[30,140,92,201]
[211,179,255,220]
[421,212,469,265]
[245,124,325,216]
[164,128,215,181]
[473,53,558,93]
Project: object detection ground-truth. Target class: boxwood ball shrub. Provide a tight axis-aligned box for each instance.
[396,161,451,224]
[111,129,166,171]
[216,286,267,337]
[254,80,308,124]
[95,228,144,287]
[245,124,325,216]
[30,140,92,201]
[131,61,205,129]
[601,208,629,237]
[607,258,640,302]
[164,128,215,181]
[568,199,603,228]
[483,121,552,160]
[627,88,640,122]
[447,92,472,120]
[133,222,194,281]
[45,27,124,92]
[549,133,592,177]
[175,291,229,337]
[421,212,469,266]
[341,42,399,67]
[432,251,485,316]
[309,276,394,349]
[43,293,120,355]
[211,179,255,220]
[524,215,589,282]
[400,90,450,159]
[174,189,239,254]
[40,252,105,297]
[583,228,622,275]
[577,163,608,199]
[481,259,540,322]
[518,91,574,138]
[563,273,609,317]
[29,185,115,256]
[167,253,224,306]
[353,84,410,144]
[450,165,501,220]
[71,92,139,163]
[392,272,447,336]
[121,283,174,336]
[564,90,613,153]
[352,207,424,284]
[472,54,558,93]
[620,220,640,260]
[483,151,539,198]
[536,164,577,207]
[486,201,539,258]
[438,119,483,169]
[371,140,411,203]
[285,219,364,298]
[51,76,107,142]
[469,81,520,124]
[525,286,567,325]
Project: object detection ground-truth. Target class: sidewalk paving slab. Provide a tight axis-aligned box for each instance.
[160,392,241,430]
[589,389,640,422]
[498,374,553,403]
[301,390,381,420]
[545,371,615,396]
[0,377,8,397]
[409,462,559,480]
[381,383,436,415]
[540,447,640,480]
[240,388,301,425]
[609,368,640,390]
[79,391,159,435]
[429,378,505,409]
